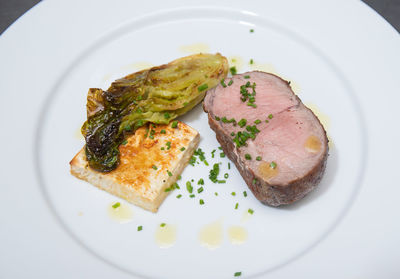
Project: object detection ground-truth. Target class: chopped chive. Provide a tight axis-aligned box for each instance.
[137,226,143,231]
[244,75,250,79]
[265,120,269,123]
[220,78,227,88]
[124,124,131,131]
[270,161,277,169]
[243,191,248,197]
[252,178,257,185]
[160,223,166,227]
[189,194,195,198]
[215,116,220,121]
[112,202,120,209]
[220,152,226,158]
[247,103,257,108]
[178,175,182,180]
[218,147,223,150]
[186,181,193,193]
[164,112,170,119]
[231,132,235,136]
[245,154,252,160]
[176,194,182,199]
[166,141,171,150]
[250,59,254,65]
[197,187,204,194]
[234,271,242,277]
[167,170,173,177]
[228,79,233,86]
[250,28,254,33]
[268,114,273,119]
[122,139,128,145]
[238,118,247,128]
[161,147,165,150]
[171,121,178,128]
[160,129,166,134]
[211,149,216,158]
[152,165,158,170]
[231,192,236,196]
[228,162,231,169]
[189,156,196,166]
[248,209,254,214]
[180,147,186,151]
[198,83,209,92]
[204,160,209,166]
[254,119,261,124]
[215,192,218,196]
[256,156,262,161]
[199,199,205,205]
[235,203,239,209]
[224,173,229,179]
[198,178,204,185]
[230,66,237,75]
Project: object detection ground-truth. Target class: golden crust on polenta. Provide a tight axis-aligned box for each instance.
[70,121,199,212]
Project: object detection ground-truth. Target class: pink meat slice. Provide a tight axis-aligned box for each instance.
[203,71,328,206]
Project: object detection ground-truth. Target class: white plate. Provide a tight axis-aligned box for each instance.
[1,1,399,278]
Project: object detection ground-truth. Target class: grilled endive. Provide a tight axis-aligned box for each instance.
[81,53,228,172]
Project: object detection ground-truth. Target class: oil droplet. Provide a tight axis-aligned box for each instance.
[102,73,113,83]
[107,202,133,224]
[75,128,84,140]
[249,62,278,75]
[179,43,210,54]
[241,211,253,223]
[228,226,248,245]
[289,80,301,93]
[228,56,244,72]
[306,103,330,130]
[155,224,177,248]
[306,103,333,149]
[304,135,322,153]
[258,161,279,181]
[199,220,223,250]
[120,62,154,73]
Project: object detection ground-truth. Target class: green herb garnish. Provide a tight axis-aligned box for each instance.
[186,181,193,193]
[112,202,120,209]
[171,120,178,128]
[198,83,209,92]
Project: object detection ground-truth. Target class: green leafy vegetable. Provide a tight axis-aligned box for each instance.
[81,54,228,172]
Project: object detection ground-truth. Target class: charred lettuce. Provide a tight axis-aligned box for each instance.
[81,53,228,172]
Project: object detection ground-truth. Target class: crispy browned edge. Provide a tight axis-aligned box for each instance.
[203,71,329,206]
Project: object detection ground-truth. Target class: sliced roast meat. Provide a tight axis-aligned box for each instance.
[203,71,328,206]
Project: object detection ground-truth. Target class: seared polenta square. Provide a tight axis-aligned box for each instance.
[70,121,199,212]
